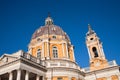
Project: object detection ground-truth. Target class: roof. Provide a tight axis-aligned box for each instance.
[31,25,70,41]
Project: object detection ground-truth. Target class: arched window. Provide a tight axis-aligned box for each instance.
[37,49,41,58]
[52,35,56,39]
[92,47,98,58]
[52,47,58,58]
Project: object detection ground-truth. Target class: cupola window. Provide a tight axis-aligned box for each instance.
[92,47,98,58]
[52,35,56,39]
[37,49,41,59]
[52,47,58,58]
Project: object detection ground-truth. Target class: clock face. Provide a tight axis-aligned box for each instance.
[95,62,100,66]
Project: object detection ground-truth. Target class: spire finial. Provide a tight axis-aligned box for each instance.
[48,12,50,17]
[86,24,95,36]
[88,24,92,31]
[45,13,53,25]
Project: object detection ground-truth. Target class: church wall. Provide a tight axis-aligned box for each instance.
[85,67,120,80]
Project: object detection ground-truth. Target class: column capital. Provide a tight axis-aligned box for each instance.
[8,71,13,74]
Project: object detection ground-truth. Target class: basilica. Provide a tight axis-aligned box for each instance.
[0,16,120,80]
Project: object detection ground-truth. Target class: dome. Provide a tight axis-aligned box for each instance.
[31,16,70,41]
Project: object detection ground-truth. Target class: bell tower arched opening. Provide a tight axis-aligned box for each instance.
[92,47,98,58]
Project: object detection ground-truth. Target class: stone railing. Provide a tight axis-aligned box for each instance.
[108,60,117,67]
[46,61,81,70]
[19,50,42,65]
[82,60,118,73]
[0,50,45,68]
[82,67,90,73]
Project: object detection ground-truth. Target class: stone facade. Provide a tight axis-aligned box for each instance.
[0,16,119,80]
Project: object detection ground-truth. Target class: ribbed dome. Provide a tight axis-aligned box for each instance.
[32,25,70,41]
[31,16,70,41]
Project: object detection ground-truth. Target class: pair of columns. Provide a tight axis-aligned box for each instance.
[9,70,41,80]
[24,71,41,80]
[9,69,21,80]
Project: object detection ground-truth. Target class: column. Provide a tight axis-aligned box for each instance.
[42,76,45,80]
[25,71,29,80]
[9,71,13,80]
[47,41,50,59]
[47,41,49,58]
[71,46,75,61]
[62,43,65,57]
[42,42,45,60]
[65,43,68,58]
[17,69,21,80]
[0,77,1,80]
[36,75,40,80]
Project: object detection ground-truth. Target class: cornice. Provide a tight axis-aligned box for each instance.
[85,66,119,76]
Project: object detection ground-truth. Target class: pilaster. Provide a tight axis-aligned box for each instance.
[71,45,75,61]
[62,43,65,57]
[65,43,68,58]
[47,41,49,57]
[42,42,45,59]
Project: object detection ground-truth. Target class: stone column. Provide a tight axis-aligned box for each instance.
[0,77,1,80]
[42,42,45,60]
[17,69,21,80]
[65,43,68,58]
[71,46,75,61]
[36,75,40,80]
[42,76,45,80]
[9,71,13,80]
[62,43,65,57]
[47,40,50,59]
[25,71,29,80]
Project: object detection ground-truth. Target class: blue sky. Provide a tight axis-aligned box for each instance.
[0,0,120,67]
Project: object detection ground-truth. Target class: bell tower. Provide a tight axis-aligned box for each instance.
[86,24,108,71]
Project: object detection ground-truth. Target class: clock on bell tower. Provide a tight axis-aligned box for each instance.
[86,24,108,71]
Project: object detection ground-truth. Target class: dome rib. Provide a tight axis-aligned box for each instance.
[31,25,70,41]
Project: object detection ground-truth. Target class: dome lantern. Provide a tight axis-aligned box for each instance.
[45,14,53,25]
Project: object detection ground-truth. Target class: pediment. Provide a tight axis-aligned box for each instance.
[0,54,18,65]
